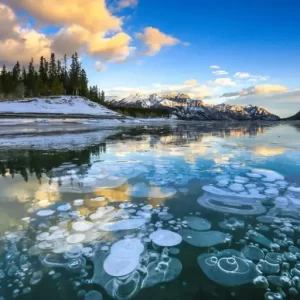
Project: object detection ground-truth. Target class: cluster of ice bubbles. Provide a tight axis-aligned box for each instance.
[42,158,205,194]
[2,159,300,299]
[195,164,300,298]
[0,190,198,299]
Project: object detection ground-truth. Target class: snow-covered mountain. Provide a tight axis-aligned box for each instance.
[105,93,280,121]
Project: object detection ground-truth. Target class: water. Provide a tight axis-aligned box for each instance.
[1,121,300,300]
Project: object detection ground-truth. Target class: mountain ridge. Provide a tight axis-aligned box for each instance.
[284,111,300,120]
[105,93,280,121]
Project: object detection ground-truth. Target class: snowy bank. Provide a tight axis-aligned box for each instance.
[0,96,123,118]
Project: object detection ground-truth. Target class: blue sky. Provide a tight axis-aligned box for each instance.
[1,0,300,116]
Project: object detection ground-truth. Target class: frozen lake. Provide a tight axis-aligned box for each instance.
[1,121,300,300]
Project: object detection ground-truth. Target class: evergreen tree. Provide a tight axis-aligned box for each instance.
[48,53,57,90]
[12,62,21,83]
[27,58,36,96]
[0,52,106,104]
[69,52,81,95]
[101,90,105,103]
[79,69,88,96]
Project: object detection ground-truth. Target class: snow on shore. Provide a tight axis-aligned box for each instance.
[0,96,120,117]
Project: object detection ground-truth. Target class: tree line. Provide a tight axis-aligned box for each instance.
[0,52,105,104]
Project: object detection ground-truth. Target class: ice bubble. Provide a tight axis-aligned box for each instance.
[38,241,53,250]
[179,229,231,247]
[253,275,269,289]
[219,217,244,231]
[257,260,280,275]
[251,169,284,182]
[66,234,86,244]
[72,221,94,232]
[229,183,245,192]
[242,245,264,261]
[197,249,259,286]
[141,204,153,211]
[49,226,59,232]
[142,254,182,288]
[184,216,211,231]
[235,176,249,184]
[84,290,103,300]
[169,248,180,255]
[73,199,84,206]
[288,186,300,193]
[57,203,71,212]
[65,244,83,259]
[267,275,291,288]
[158,211,174,221]
[93,197,106,202]
[29,271,43,285]
[282,252,297,262]
[265,253,283,264]
[150,230,182,247]
[36,232,50,241]
[104,255,139,277]
[264,188,279,197]
[288,287,298,297]
[119,202,133,209]
[89,206,115,220]
[36,210,55,217]
[246,173,262,178]
[264,292,284,300]
[98,218,146,232]
[217,179,229,187]
[256,216,276,224]
[126,183,177,198]
[246,230,276,249]
[198,192,266,215]
[110,239,144,258]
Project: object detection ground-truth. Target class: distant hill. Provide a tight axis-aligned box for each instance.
[284,111,300,120]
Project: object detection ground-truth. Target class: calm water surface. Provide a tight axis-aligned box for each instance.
[1,121,300,300]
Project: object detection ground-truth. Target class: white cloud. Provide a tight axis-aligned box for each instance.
[95,61,106,72]
[116,0,138,10]
[212,78,236,87]
[212,70,228,76]
[7,0,122,33]
[0,4,18,40]
[88,32,132,62]
[234,72,250,79]
[184,79,198,86]
[0,5,51,65]
[234,72,269,82]
[210,65,220,69]
[136,27,180,55]
[221,84,288,97]
[0,1,138,67]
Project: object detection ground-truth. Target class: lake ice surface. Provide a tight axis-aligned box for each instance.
[0,121,300,300]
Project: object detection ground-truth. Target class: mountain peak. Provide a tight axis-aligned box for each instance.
[105,92,279,121]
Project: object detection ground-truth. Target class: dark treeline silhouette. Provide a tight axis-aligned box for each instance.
[107,105,171,118]
[0,52,105,105]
